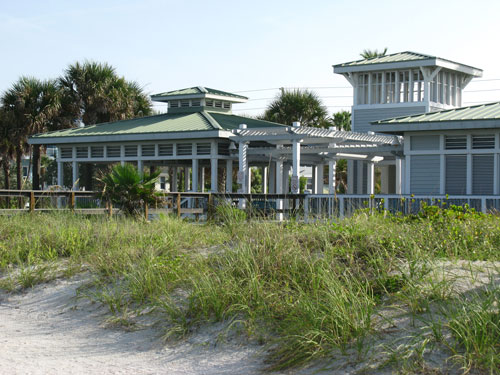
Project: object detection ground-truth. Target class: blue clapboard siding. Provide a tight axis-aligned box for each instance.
[411,155,440,194]
[354,106,426,133]
[472,154,494,195]
[445,155,467,195]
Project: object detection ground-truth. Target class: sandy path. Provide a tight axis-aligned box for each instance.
[0,276,263,375]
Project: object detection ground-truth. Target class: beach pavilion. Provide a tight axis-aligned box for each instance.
[28,86,401,196]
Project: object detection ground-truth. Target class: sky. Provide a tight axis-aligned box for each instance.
[1,0,500,117]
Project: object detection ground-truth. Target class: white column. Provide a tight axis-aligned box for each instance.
[291,121,301,194]
[269,162,276,193]
[238,124,248,193]
[356,161,363,195]
[184,167,190,191]
[120,145,125,166]
[328,160,336,195]
[192,160,198,192]
[312,166,317,194]
[275,160,284,221]
[225,159,233,193]
[380,165,389,194]
[262,166,268,194]
[172,167,178,192]
[137,160,143,177]
[200,167,205,192]
[316,164,324,194]
[211,158,218,192]
[72,161,79,190]
[57,161,64,187]
[283,164,291,194]
[367,161,375,195]
[395,157,402,194]
[347,160,354,194]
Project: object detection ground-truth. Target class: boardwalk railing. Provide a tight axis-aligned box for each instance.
[0,190,498,220]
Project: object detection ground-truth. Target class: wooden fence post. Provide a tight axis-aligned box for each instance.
[107,200,113,218]
[30,191,35,213]
[177,193,181,218]
[207,193,214,221]
[70,192,75,211]
[144,202,149,221]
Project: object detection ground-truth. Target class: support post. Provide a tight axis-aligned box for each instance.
[367,161,375,195]
[275,160,284,221]
[30,191,35,213]
[316,164,324,194]
[238,124,248,208]
[184,167,190,192]
[225,159,233,193]
[211,158,218,192]
[72,161,79,190]
[192,159,199,192]
[347,160,354,194]
[177,193,181,218]
[172,167,178,192]
[269,162,276,194]
[328,160,336,195]
[291,121,301,194]
[137,160,143,177]
[395,157,403,195]
[262,166,268,194]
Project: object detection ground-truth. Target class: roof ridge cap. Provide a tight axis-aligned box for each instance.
[200,111,222,130]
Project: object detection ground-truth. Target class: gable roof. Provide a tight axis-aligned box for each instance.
[333,51,482,77]
[151,86,248,101]
[28,111,286,144]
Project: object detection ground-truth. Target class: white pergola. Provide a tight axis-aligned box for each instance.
[229,122,404,195]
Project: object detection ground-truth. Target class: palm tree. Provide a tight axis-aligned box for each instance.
[360,48,388,59]
[0,109,16,191]
[261,89,329,127]
[1,77,62,190]
[332,110,351,131]
[59,61,153,189]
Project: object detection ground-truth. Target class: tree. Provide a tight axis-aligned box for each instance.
[59,61,153,190]
[331,110,351,131]
[360,48,388,59]
[99,164,160,217]
[1,77,62,190]
[0,109,16,190]
[261,89,329,127]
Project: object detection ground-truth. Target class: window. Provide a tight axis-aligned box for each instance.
[385,72,396,103]
[218,142,230,156]
[124,145,137,157]
[191,100,201,107]
[445,155,467,194]
[412,70,424,102]
[357,73,369,105]
[223,102,231,109]
[170,101,179,108]
[90,146,104,158]
[158,144,173,156]
[371,73,383,104]
[22,166,28,177]
[160,176,166,190]
[206,100,213,107]
[177,143,192,156]
[180,100,190,107]
[196,143,211,155]
[399,71,410,102]
[472,155,494,194]
[445,136,466,150]
[141,145,155,157]
[107,146,120,158]
[472,135,495,149]
[60,147,72,159]
[76,146,88,158]
[214,101,223,108]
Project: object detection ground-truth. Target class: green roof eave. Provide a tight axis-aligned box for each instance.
[151,86,248,102]
[333,51,482,77]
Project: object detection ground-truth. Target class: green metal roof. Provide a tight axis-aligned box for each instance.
[374,102,500,125]
[151,86,248,100]
[333,51,482,77]
[30,111,286,140]
[335,51,434,68]
[208,112,286,130]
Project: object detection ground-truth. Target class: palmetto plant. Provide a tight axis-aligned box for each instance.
[99,164,161,217]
